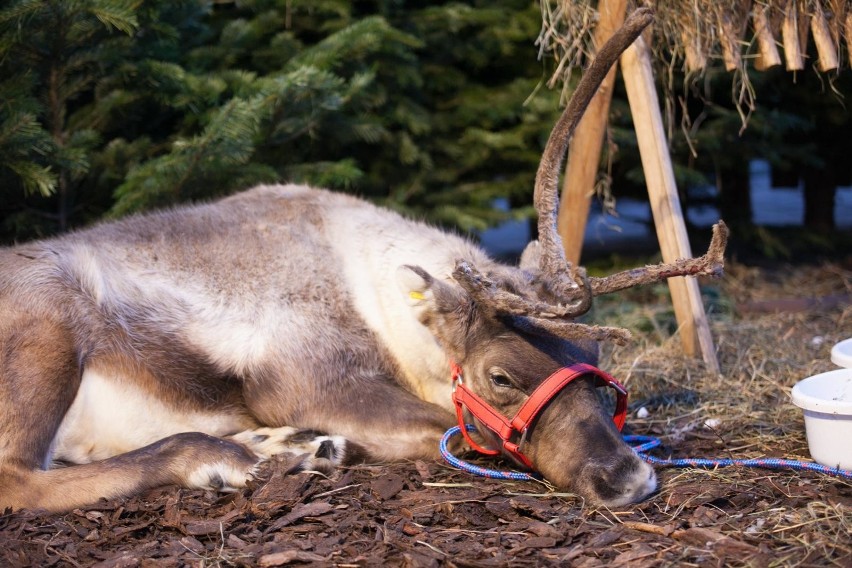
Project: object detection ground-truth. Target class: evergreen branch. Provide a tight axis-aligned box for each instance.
[88,0,139,35]
[0,0,43,26]
[284,159,364,190]
[285,16,421,72]
[7,160,56,196]
[111,96,267,215]
[0,112,53,155]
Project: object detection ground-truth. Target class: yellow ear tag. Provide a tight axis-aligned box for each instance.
[409,291,426,301]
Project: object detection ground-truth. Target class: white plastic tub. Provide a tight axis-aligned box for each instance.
[831,338,852,368]
[790,368,852,470]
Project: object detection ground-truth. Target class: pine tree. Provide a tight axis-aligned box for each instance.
[0,0,563,243]
[0,0,140,238]
[382,1,561,232]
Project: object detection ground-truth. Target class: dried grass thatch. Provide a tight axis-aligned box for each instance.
[538,0,851,125]
[539,1,852,80]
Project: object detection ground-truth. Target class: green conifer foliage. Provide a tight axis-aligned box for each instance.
[0,0,561,243]
[0,0,140,238]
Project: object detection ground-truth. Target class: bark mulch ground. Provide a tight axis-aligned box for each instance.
[2,454,849,567]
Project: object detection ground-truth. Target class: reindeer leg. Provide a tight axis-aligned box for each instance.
[0,310,257,512]
[291,376,457,463]
[4,423,366,513]
[0,310,351,512]
[0,432,265,512]
[0,310,81,510]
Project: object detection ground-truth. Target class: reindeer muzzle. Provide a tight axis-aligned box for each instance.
[451,362,628,470]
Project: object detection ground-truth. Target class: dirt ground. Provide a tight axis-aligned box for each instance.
[1,261,850,567]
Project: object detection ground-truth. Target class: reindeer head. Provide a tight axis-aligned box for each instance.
[398,8,728,506]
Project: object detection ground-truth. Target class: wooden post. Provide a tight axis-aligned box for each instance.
[717,9,742,71]
[619,35,720,374]
[557,0,628,266]
[847,12,852,68]
[811,3,839,72]
[782,0,805,70]
[754,5,782,71]
[681,30,707,72]
[828,0,846,48]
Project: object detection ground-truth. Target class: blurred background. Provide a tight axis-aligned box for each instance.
[1,0,850,264]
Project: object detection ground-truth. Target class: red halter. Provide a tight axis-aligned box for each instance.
[451,362,628,469]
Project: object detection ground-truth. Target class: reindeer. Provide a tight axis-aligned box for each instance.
[0,9,726,512]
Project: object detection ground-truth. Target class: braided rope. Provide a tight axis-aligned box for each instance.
[441,425,852,481]
[440,425,539,481]
[624,435,852,479]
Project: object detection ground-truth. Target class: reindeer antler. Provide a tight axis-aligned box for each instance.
[452,7,729,345]
[533,7,656,308]
[453,8,656,319]
[589,221,729,296]
[509,315,633,346]
[453,259,591,318]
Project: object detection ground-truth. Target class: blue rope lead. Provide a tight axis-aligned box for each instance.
[440,425,539,481]
[623,434,852,479]
[441,425,852,481]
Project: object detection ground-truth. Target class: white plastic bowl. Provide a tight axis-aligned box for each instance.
[831,338,852,368]
[790,368,852,470]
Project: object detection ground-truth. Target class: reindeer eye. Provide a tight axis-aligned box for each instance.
[490,372,514,388]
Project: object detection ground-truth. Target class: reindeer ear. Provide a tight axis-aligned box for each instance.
[396,265,467,316]
[397,265,472,357]
[519,240,543,272]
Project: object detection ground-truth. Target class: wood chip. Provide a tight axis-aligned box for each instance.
[258,550,327,566]
[370,473,405,501]
[268,501,334,531]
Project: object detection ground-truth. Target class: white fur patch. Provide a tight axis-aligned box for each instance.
[230,427,347,463]
[184,303,313,376]
[72,247,109,305]
[357,428,443,462]
[51,369,252,464]
[230,427,299,458]
[66,242,305,378]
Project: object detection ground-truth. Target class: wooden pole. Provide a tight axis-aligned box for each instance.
[753,4,782,71]
[558,0,628,265]
[681,30,707,72]
[811,2,839,72]
[717,10,742,71]
[782,0,805,70]
[847,12,852,68]
[828,0,846,48]
[619,35,720,374]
